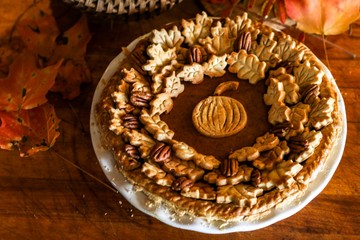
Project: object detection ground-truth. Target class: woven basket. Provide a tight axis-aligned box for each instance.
[63,0,183,16]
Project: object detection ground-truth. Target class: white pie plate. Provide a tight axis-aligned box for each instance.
[90,34,347,233]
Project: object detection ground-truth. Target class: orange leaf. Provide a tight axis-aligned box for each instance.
[16,4,92,99]
[17,13,91,64]
[275,0,287,24]
[284,0,360,35]
[0,53,63,111]
[15,4,59,62]
[263,0,277,18]
[247,0,256,9]
[53,15,92,62]
[0,103,61,157]
[51,59,91,100]
[51,15,92,99]
[0,110,23,151]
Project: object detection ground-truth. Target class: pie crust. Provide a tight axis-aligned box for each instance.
[95,12,342,223]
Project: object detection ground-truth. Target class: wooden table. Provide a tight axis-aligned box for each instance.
[0,0,359,239]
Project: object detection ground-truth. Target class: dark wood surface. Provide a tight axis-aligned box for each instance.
[0,0,359,239]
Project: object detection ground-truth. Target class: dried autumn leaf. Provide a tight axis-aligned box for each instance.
[15,4,59,60]
[54,15,91,61]
[16,9,92,99]
[0,110,23,150]
[275,0,287,24]
[53,59,90,99]
[0,53,62,111]
[0,0,36,38]
[0,103,60,157]
[50,15,92,99]
[0,38,24,78]
[284,0,360,35]
[227,50,266,84]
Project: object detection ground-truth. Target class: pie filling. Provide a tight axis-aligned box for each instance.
[161,73,271,159]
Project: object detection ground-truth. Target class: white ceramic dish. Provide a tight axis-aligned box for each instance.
[90,34,347,234]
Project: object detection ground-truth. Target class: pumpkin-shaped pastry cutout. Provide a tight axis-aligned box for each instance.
[192,96,247,138]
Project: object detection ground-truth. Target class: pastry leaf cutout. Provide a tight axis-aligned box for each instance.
[182,11,213,46]
[227,50,266,84]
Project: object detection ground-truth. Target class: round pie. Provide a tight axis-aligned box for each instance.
[95,12,342,223]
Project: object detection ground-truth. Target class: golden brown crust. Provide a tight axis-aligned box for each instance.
[296,75,342,184]
[95,12,343,223]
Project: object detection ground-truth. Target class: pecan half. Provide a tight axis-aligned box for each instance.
[270,121,293,138]
[124,144,140,160]
[150,142,171,163]
[275,61,294,74]
[121,114,141,129]
[130,91,153,108]
[114,146,141,170]
[251,169,261,187]
[220,158,239,177]
[187,45,204,64]
[236,31,252,52]
[301,84,320,104]
[288,135,309,153]
[171,177,194,191]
